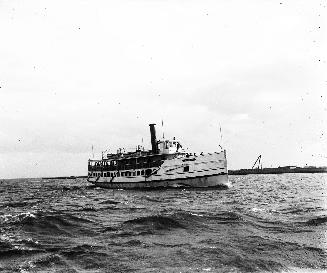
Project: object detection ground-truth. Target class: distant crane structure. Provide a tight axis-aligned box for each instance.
[252,155,262,170]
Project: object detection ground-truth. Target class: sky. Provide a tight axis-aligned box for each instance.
[0,0,326,178]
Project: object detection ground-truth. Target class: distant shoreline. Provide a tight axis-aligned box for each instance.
[228,166,327,175]
[42,176,87,180]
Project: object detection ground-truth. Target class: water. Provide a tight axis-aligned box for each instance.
[0,174,326,273]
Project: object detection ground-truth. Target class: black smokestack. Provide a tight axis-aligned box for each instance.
[149,123,158,153]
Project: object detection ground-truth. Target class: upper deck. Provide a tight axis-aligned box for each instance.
[88,151,186,172]
[88,123,186,172]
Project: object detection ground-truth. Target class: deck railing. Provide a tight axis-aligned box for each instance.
[88,161,162,172]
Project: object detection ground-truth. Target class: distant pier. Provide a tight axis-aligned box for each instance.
[228,166,327,175]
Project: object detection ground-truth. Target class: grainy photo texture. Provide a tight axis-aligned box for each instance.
[0,1,326,272]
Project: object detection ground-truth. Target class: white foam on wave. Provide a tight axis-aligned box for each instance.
[190,212,204,217]
[251,207,263,212]
[0,211,36,224]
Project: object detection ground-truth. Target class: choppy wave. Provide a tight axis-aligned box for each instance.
[123,214,186,230]
[0,235,44,258]
[19,211,95,236]
[0,174,326,272]
[306,216,327,226]
[99,199,120,205]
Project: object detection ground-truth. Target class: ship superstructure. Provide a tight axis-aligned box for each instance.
[87,124,229,189]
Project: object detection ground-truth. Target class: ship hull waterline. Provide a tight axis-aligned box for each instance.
[88,173,229,190]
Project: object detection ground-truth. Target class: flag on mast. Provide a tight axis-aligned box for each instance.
[220,126,223,143]
[218,124,223,150]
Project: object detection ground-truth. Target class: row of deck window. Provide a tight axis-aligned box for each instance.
[89,168,155,178]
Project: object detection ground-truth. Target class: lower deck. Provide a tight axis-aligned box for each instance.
[88,167,158,179]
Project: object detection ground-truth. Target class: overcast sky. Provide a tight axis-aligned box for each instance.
[0,0,326,178]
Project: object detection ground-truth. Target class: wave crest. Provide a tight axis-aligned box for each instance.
[12,211,95,236]
[123,215,185,230]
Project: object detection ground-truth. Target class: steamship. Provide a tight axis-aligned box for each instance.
[87,124,229,189]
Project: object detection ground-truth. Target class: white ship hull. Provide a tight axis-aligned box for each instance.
[88,151,230,189]
[89,173,229,189]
